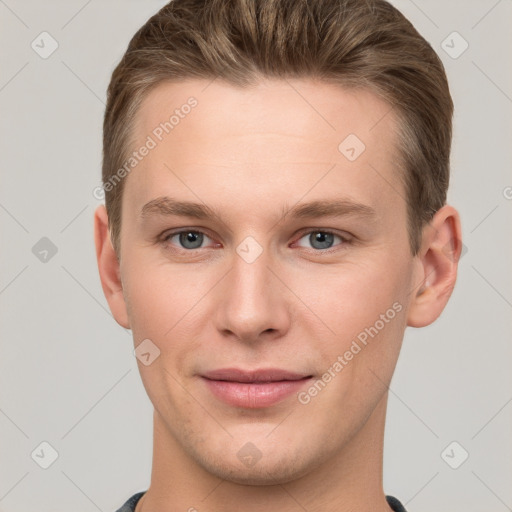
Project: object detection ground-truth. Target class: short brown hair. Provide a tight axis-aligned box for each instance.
[102,0,453,256]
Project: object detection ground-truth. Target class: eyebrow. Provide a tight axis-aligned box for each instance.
[140,196,377,222]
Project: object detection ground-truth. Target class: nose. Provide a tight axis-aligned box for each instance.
[214,242,291,344]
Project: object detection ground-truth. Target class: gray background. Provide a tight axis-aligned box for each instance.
[1,1,511,511]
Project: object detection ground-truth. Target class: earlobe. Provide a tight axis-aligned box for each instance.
[94,205,130,329]
[407,205,462,328]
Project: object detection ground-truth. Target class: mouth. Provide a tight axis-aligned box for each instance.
[200,368,313,408]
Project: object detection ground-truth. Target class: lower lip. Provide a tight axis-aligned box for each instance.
[202,377,311,408]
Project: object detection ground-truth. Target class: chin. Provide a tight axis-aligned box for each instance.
[189,440,321,486]
[203,459,307,486]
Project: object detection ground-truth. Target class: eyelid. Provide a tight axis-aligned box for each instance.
[294,227,352,240]
[160,228,218,250]
[292,228,352,250]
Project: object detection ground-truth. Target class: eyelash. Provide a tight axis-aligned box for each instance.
[159,228,353,254]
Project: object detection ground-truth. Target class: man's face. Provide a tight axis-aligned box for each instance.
[117,78,419,484]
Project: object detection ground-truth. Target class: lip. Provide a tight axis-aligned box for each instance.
[201,368,312,408]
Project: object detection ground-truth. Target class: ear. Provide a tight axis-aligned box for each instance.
[407,205,463,327]
[94,205,130,329]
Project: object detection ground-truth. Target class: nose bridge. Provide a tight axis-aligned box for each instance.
[215,237,289,341]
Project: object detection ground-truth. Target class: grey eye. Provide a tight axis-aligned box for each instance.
[296,231,341,250]
[175,231,205,249]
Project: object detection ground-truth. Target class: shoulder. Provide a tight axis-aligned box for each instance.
[114,491,146,512]
[386,495,408,512]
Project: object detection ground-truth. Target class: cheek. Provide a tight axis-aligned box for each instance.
[122,260,211,384]
[295,260,410,422]
[122,268,203,407]
[122,256,204,337]
[303,258,410,339]
[295,253,413,392]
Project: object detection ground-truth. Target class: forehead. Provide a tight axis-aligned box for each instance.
[124,78,404,223]
[135,77,397,155]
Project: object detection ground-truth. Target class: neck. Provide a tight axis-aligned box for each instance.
[137,393,392,512]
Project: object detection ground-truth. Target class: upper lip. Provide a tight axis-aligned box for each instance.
[201,368,312,383]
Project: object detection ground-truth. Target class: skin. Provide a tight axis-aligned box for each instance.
[94,78,462,512]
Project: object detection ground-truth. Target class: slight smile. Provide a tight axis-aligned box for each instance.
[201,368,313,408]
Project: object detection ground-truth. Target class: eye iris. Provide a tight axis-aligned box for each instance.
[179,231,203,249]
[310,231,334,249]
